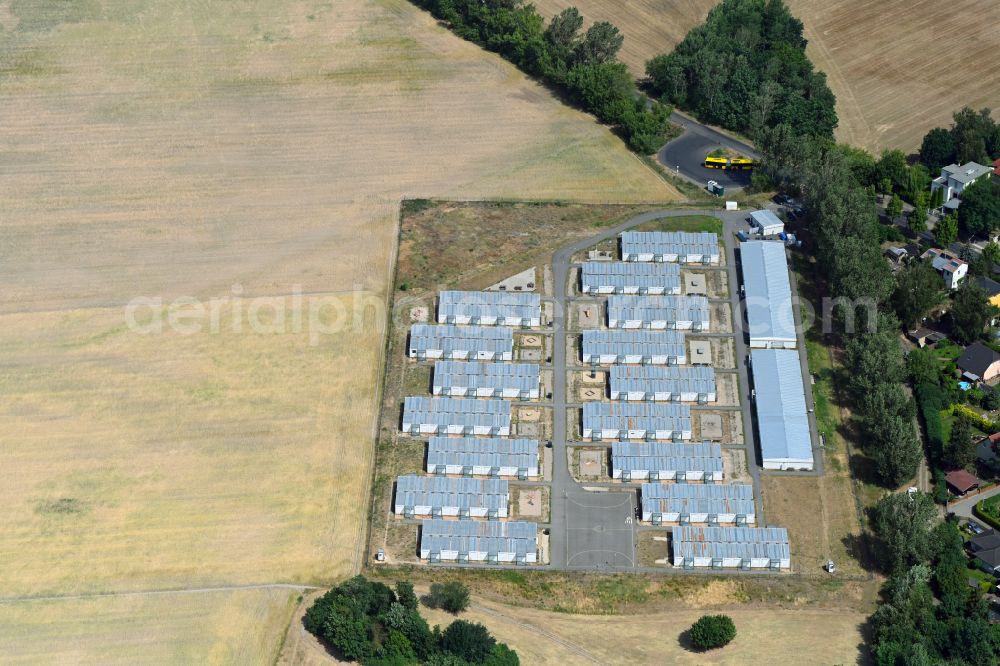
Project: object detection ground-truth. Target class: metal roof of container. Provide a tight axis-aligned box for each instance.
[395,475,508,511]
[740,241,796,343]
[427,437,539,469]
[403,397,511,428]
[674,539,790,561]
[644,483,753,500]
[584,402,692,431]
[674,525,789,544]
[582,330,686,357]
[421,519,536,540]
[610,365,716,395]
[607,295,710,323]
[438,290,540,319]
[620,231,720,257]
[409,324,513,354]
[420,532,535,557]
[612,441,722,459]
[750,349,812,465]
[613,455,724,474]
[580,261,682,291]
[749,209,783,229]
[433,361,539,391]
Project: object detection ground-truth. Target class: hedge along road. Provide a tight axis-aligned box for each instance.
[658,110,759,192]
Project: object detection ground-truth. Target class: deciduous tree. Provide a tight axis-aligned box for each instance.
[689,614,737,650]
[873,492,937,573]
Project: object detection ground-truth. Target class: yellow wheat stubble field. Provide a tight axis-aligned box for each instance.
[532,0,1000,151]
[0,0,674,660]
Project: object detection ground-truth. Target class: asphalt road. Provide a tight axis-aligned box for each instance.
[658,111,757,191]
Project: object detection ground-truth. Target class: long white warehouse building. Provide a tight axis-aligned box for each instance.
[394,476,509,519]
[610,365,716,403]
[583,402,692,441]
[741,241,796,349]
[409,324,513,361]
[750,349,813,470]
[620,231,720,265]
[612,442,724,481]
[426,437,539,478]
[607,295,710,331]
[672,526,790,570]
[420,519,537,564]
[437,290,541,327]
[580,261,682,295]
[640,483,755,524]
[432,361,539,399]
[581,330,686,365]
[402,396,511,436]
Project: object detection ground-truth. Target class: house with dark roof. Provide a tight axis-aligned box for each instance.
[957,343,1000,383]
[945,469,981,495]
[970,530,1000,573]
[908,328,946,348]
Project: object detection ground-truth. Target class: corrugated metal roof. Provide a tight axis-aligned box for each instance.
[749,209,783,229]
[620,231,720,258]
[612,441,722,459]
[674,525,788,544]
[750,349,812,465]
[674,539,790,560]
[584,402,692,432]
[420,520,536,555]
[409,324,513,355]
[403,397,511,428]
[582,330,686,359]
[438,291,540,320]
[643,483,754,516]
[607,295,710,325]
[610,365,716,395]
[644,483,754,500]
[673,526,789,559]
[741,241,796,343]
[433,361,539,392]
[427,437,539,470]
[614,455,724,474]
[395,475,508,511]
[580,261,681,291]
[421,519,536,540]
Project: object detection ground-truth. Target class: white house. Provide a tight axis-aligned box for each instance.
[579,261,682,295]
[394,476,508,519]
[408,324,514,361]
[401,396,511,436]
[580,330,686,365]
[606,295,710,331]
[931,162,993,206]
[921,248,969,289]
[672,526,790,570]
[620,231,720,264]
[432,361,540,399]
[611,442,724,482]
[437,291,541,327]
[426,437,539,478]
[640,483,755,525]
[609,365,716,403]
[583,402,692,441]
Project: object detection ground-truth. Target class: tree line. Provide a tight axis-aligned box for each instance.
[305,577,518,666]
[408,0,674,153]
[644,0,837,142]
[870,494,1000,665]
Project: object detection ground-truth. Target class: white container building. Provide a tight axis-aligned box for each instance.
[432,361,540,399]
[741,241,796,349]
[581,330,686,365]
[437,291,541,327]
[607,295,710,331]
[609,365,716,403]
[409,324,513,361]
[583,402,692,441]
[641,483,755,525]
[750,349,813,470]
[580,261,682,295]
[402,396,511,436]
[426,437,539,479]
[394,475,509,519]
[620,231,720,265]
[748,209,784,236]
[420,519,537,564]
[672,526,791,570]
[611,442,724,482]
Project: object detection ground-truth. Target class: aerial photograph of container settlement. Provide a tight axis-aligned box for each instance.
[2,0,1000,664]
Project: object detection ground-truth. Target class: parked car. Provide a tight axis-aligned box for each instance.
[969,521,987,535]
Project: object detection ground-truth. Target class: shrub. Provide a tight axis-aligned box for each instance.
[689,614,736,650]
[440,620,496,663]
[427,581,471,614]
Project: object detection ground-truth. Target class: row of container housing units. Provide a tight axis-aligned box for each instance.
[673,526,790,570]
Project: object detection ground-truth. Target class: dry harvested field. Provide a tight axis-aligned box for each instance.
[532,0,1000,151]
[0,0,676,660]
[0,587,298,665]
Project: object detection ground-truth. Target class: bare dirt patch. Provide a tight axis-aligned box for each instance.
[512,486,550,522]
